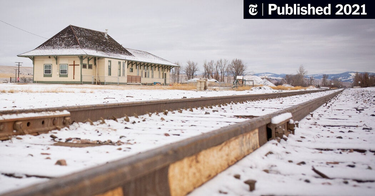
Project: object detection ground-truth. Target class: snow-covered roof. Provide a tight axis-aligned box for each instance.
[125,48,176,66]
[18,25,177,67]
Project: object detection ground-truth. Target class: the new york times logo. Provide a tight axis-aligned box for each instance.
[248,4,258,15]
[243,0,374,19]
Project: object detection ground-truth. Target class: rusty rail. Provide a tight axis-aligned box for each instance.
[0,89,328,140]
[2,89,343,196]
[0,111,71,140]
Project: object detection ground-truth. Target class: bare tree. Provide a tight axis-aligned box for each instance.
[322,74,329,86]
[171,62,181,83]
[203,60,210,78]
[309,76,314,86]
[225,66,233,84]
[184,61,199,80]
[353,72,361,86]
[295,65,308,86]
[202,60,215,79]
[207,60,214,79]
[370,74,375,87]
[353,72,374,87]
[362,72,370,87]
[284,74,295,85]
[217,59,228,82]
[202,60,212,79]
[213,61,220,81]
[228,59,246,81]
[284,66,308,87]
[331,78,342,88]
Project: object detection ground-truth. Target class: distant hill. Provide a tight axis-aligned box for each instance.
[0,65,33,75]
[253,72,286,79]
[0,65,33,82]
[254,71,375,83]
[309,72,361,83]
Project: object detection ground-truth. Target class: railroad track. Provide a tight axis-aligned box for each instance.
[0,89,327,140]
[1,89,343,196]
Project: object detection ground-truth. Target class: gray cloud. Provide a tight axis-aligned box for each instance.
[0,0,374,75]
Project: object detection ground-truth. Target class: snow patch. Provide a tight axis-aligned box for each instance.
[0,110,70,120]
[271,113,292,124]
[250,86,276,93]
[243,75,275,86]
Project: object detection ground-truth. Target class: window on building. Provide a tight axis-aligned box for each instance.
[59,64,68,77]
[118,61,121,76]
[44,64,52,77]
[108,60,111,76]
[88,64,93,69]
[122,62,125,76]
[152,66,154,78]
[83,63,87,69]
[145,71,147,78]
[130,65,134,73]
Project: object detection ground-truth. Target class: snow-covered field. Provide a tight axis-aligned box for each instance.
[190,88,375,196]
[0,88,338,194]
[0,84,287,111]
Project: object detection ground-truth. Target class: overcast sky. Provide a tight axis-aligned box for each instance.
[0,0,374,75]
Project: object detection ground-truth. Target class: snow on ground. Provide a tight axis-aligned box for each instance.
[189,87,375,196]
[0,83,303,111]
[250,86,276,93]
[0,90,338,194]
[243,75,275,87]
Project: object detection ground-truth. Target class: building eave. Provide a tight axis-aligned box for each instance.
[18,49,178,67]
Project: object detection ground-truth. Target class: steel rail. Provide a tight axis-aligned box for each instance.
[2,89,343,196]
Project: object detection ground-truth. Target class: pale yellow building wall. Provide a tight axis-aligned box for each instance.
[127,61,138,76]
[34,56,81,83]
[93,58,105,84]
[98,58,127,84]
[33,56,170,85]
[81,57,97,83]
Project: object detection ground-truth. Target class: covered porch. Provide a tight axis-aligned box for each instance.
[126,60,173,85]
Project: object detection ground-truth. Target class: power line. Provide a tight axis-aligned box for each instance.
[0,19,48,39]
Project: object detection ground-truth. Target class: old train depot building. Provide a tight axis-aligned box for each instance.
[18,25,177,85]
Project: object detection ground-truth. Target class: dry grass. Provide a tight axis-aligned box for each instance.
[270,85,313,90]
[234,86,252,91]
[234,85,265,91]
[0,73,16,78]
[168,83,197,90]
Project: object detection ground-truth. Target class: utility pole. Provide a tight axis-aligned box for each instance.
[15,62,22,83]
[14,68,17,83]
